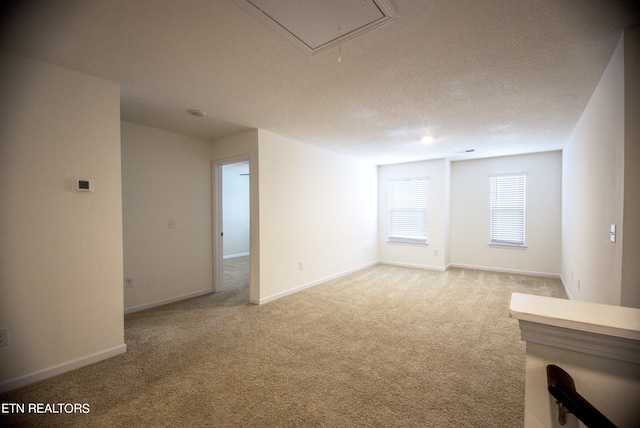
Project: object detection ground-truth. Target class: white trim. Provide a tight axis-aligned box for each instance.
[560,275,574,300]
[0,344,127,393]
[212,156,252,296]
[212,160,224,293]
[386,241,428,247]
[488,243,528,249]
[124,288,214,314]
[517,320,640,364]
[378,260,447,271]
[513,291,640,425]
[255,260,563,304]
[257,262,377,305]
[489,171,528,177]
[449,263,560,278]
[510,293,640,341]
[223,252,250,260]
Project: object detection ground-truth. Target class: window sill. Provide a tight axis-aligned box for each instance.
[387,240,428,247]
[489,243,527,249]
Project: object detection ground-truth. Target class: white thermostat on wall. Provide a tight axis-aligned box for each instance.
[72,178,95,192]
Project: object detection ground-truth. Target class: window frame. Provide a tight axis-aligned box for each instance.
[489,173,526,248]
[388,177,428,245]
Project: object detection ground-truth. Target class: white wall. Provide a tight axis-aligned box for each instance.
[121,121,215,312]
[222,164,250,258]
[444,160,452,268]
[451,152,562,276]
[621,26,640,308]
[562,28,640,308]
[378,159,449,270]
[257,130,378,303]
[562,36,625,305]
[0,52,125,390]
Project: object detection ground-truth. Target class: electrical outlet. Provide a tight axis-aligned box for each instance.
[434,249,439,256]
[125,278,134,288]
[578,279,581,291]
[0,328,9,347]
[299,261,304,270]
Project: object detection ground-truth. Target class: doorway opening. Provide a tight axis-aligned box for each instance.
[213,158,251,303]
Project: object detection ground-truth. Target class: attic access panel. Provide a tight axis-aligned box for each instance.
[234,0,396,55]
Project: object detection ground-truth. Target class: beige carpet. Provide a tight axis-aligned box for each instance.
[1,260,566,427]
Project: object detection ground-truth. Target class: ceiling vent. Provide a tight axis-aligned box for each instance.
[234,0,397,55]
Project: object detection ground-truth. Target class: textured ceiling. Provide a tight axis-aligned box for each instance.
[1,0,638,165]
[234,0,396,53]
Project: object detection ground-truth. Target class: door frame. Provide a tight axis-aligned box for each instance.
[212,156,251,294]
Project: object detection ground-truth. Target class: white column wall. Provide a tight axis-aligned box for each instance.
[0,52,125,390]
[121,122,215,312]
[561,35,625,305]
[257,130,378,303]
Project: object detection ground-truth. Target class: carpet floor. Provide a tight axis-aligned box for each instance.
[1,260,566,427]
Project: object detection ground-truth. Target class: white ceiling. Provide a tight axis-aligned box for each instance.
[1,0,638,165]
[233,0,396,54]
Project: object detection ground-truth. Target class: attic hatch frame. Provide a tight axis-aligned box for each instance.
[233,0,397,55]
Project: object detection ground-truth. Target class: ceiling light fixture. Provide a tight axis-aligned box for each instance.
[421,135,435,144]
[188,109,207,117]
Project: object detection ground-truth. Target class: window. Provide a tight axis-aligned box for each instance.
[388,178,428,244]
[490,173,526,246]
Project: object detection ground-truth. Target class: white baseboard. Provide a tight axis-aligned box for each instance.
[223,252,250,260]
[378,260,448,271]
[258,261,378,305]
[124,288,215,314]
[256,261,562,305]
[449,263,561,278]
[559,275,574,300]
[0,343,127,393]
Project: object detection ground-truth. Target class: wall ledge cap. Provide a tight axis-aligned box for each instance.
[509,292,640,340]
[510,293,640,364]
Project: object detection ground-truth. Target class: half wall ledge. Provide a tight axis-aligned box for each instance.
[509,293,640,427]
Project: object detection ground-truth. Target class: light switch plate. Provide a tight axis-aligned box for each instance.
[610,224,616,243]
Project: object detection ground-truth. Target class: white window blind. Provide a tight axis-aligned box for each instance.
[388,178,428,244]
[490,173,526,246]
